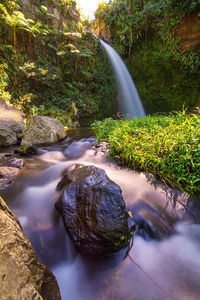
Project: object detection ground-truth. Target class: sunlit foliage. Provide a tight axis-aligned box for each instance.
[0,0,116,126]
[92,111,200,195]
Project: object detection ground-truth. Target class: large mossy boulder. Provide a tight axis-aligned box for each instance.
[56,165,132,257]
[21,115,66,145]
[0,98,25,146]
[0,196,61,300]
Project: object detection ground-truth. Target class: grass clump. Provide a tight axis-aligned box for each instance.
[92,112,200,195]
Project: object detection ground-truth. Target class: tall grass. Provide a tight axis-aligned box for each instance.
[92,112,200,195]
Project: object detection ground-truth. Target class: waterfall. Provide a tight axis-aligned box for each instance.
[101,40,145,119]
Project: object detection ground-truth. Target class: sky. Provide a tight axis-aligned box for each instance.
[76,0,109,20]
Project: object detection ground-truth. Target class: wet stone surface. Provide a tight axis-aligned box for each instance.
[56,165,133,257]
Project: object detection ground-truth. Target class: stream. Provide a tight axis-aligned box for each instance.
[1,128,200,300]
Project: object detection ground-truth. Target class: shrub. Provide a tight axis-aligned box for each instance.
[92,112,200,195]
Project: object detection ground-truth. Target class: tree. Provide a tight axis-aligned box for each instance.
[0,4,37,49]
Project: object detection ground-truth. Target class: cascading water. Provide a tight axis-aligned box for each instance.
[101,40,145,119]
[1,130,200,300]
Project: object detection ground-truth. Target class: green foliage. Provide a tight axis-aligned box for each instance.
[0,63,11,103]
[95,0,200,114]
[36,103,78,127]
[37,5,54,22]
[0,0,116,126]
[92,118,118,140]
[170,0,200,14]
[92,112,200,195]
[126,40,199,114]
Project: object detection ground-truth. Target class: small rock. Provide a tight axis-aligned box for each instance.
[0,167,19,190]
[4,153,13,158]
[5,158,24,169]
[0,166,19,178]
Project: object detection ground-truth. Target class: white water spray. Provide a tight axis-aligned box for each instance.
[101,40,145,118]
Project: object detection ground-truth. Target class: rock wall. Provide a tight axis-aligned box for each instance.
[177,11,200,52]
[91,18,110,42]
[0,196,61,299]
[20,0,80,30]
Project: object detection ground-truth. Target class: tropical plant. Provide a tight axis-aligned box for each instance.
[0,4,37,48]
[0,63,11,103]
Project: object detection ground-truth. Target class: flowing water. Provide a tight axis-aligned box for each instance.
[101,40,145,119]
[1,130,200,300]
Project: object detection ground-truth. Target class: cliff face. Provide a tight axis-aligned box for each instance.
[0,196,61,299]
[20,0,80,30]
[177,11,200,52]
[91,18,110,42]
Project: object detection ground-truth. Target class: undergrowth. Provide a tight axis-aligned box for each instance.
[0,0,116,127]
[92,112,200,195]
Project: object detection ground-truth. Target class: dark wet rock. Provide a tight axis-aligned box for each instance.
[128,185,200,241]
[133,210,165,241]
[4,153,13,158]
[56,165,133,257]
[0,99,25,146]
[15,144,37,156]
[21,115,66,145]
[0,196,61,299]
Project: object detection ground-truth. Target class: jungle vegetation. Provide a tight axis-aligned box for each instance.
[94,0,200,114]
[92,111,200,195]
[0,0,116,126]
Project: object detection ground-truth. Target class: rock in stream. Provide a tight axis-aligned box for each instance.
[0,196,61,300]
[21,115,66,145]
[56,165,133,257]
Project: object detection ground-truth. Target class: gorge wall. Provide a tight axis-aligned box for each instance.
[177,11,200,52]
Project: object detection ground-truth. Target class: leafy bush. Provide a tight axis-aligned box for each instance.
[92,112,200,195]
[170,0,200,14]
[0,63,11,103]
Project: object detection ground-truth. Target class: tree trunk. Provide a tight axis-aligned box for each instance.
[75,56,79,74]
[145,20,148,57]
[13,26,16,49]
[129,29,132,59]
